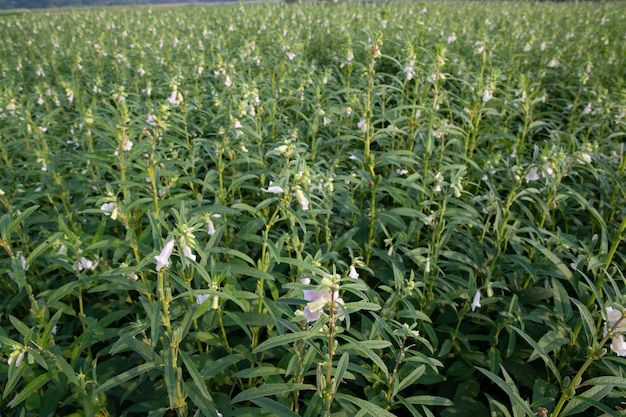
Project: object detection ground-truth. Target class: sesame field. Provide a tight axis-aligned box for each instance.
[1,1,626,416]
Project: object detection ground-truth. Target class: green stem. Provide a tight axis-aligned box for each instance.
[551,334,611,417]
[604,215,626,269]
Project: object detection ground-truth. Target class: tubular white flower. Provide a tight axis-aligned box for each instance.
[168,90,182,106]
[196,294,210,305]
[295,188,309,210]
[605,307,626,334]
[471,290,482,312]
[261,182,284,194]
[207,219,216,236]
[182,245,196,265]
[525,167,540,183]
[349,265,359,279]
[8,350,25,368]
[302,289,344,322]
[482,89,493,103]
[611,334,626,357]
[155,239,175,271]
[358,118,367,132]
[101,202,117,219]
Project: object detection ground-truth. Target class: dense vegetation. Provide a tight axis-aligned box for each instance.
[1,1,625,416]
[0,0,239,11]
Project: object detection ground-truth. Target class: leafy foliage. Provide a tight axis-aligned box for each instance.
[0,1,625,416]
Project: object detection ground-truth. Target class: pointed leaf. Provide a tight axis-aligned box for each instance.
[231,383,315,404]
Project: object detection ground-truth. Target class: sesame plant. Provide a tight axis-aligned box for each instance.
[1,1,626,416]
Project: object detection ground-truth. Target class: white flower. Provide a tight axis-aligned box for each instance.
[196,294,210,305]
[286,51,296,60]
[348,265,359,279]
[579,152,592,164]
[224,75,232,87]
[207,219,216,236]
[295,188,309,210]
[122,139,133,151]
[8,350,25,368]
[396,168,408,175]
[482,89,493,103]
[446,33,456,43]
[20,255,28,271]
[403,63,415,81]
[302,289,344,322]
[611,334,626,357]
[542,162,554,178]
[525,167,540,183]
[346,50,354,62]
[234,119,244,138]
[73,257,97,272]
[358,118,367,132]
[168,90,182,106]
[182,245,196,265]
[155,239,175,271]
[471,290,482,312]
[146,115,157,126]
[606,307,626,334]
[261,182,284,194]
[101,202,118,220]
[474,41,485,55]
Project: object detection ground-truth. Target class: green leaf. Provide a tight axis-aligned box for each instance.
[7,372,52,409]
[9,316,33,341]
[403,395,453,406]
[570,298,596,348]
[338,335,390,379]
[561,384,614,416]
[564,395,621,417]
[54,354,79,387]
[93,362,158,395]
[204,247,255,266]
[508,326,562,384]
[343,301,382,313]
[475,366,534,416]
[163,346,177,410]
[250,397,301,417]
[394,365,426,397]
[252,320,324,354]
[335,393,397,417]
[334,352,350,386]
[201,354,246,379]
[584,376,626,388]
[233,366,286,379]
[180,351,217,413]
[214,262,275,281]
[277,257,327,277]
[522,238,572,280]
[231,383,315,404]
[2,205,39,241]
